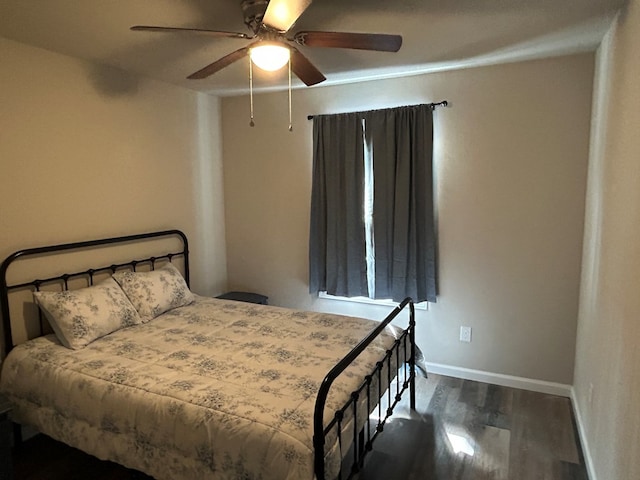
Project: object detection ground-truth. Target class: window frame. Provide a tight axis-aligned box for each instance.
[318,291,429,310]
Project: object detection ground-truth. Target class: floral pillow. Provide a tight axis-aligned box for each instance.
[33,277,141,349]
[112,262,194,322]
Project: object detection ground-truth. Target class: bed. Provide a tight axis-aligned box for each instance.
[0,230,419,480]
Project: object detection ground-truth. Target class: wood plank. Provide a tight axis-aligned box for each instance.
[470,425,511,480]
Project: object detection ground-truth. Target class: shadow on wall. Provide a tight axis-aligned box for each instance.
[83,23,195,96]
[87,63,141,96]
[82,0,241,96]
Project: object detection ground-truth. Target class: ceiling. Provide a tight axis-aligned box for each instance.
[0,0,624,96]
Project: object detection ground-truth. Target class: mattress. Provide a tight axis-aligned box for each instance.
[0,296,404,480]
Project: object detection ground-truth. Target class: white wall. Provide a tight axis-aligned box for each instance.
[0,37,228,299]
[221,53,594,386]
[573,0,640,478]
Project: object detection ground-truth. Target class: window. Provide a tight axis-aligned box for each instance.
[309,104,438,304]
[318,291,429,310]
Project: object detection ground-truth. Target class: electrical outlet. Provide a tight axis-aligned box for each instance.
[460,326,472,343]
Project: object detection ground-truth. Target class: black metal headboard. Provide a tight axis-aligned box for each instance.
[0,229,189,357]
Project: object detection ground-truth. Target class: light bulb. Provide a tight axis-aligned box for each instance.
[250,44,290,71]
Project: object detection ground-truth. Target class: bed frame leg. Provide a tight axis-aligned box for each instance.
[410,376,416,410]
[13,423,22,447]
[409,302,417,410]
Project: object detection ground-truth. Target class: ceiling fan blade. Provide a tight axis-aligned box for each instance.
[187,46,251,79]
[263,0,312,32]
[293,31,402,52]
[131,25,250,39]
[290,47,326,86]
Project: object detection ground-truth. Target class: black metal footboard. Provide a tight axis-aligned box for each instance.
[313,298,416,479]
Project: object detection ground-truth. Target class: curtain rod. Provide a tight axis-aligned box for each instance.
[307,101,448,120]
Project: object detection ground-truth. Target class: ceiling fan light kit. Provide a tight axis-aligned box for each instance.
[250,43,290,71]
[131,0,402,128]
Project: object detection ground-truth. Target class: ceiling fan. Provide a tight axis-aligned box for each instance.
[131,0,402,87]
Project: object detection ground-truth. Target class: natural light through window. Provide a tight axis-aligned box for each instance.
[362,118,376,298]
[446,431,475,456]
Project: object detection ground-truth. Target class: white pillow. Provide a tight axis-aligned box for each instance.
[112,262,194,322]
[33,277,141,349]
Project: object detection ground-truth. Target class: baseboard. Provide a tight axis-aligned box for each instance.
[425,362,573,397]
[570,388,597,480]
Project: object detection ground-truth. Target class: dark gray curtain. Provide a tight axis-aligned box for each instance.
[365,105,437,303]
[309,104,437,303]
[309,112,369,297]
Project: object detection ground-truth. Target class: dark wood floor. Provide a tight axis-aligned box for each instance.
[11,374,588,480]
[358,374,587,480]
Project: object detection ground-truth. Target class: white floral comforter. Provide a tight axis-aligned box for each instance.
[0,296,407,480]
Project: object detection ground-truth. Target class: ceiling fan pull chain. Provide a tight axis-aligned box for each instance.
[288,55,293,132]
[249,57,255,127]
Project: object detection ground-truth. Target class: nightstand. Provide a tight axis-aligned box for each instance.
[0,394,13,480]
[216,291,268,305]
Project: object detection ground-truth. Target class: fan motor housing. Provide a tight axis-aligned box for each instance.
[241,0,269,33]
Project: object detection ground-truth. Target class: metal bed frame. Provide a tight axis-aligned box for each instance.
[0,229,417,480]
